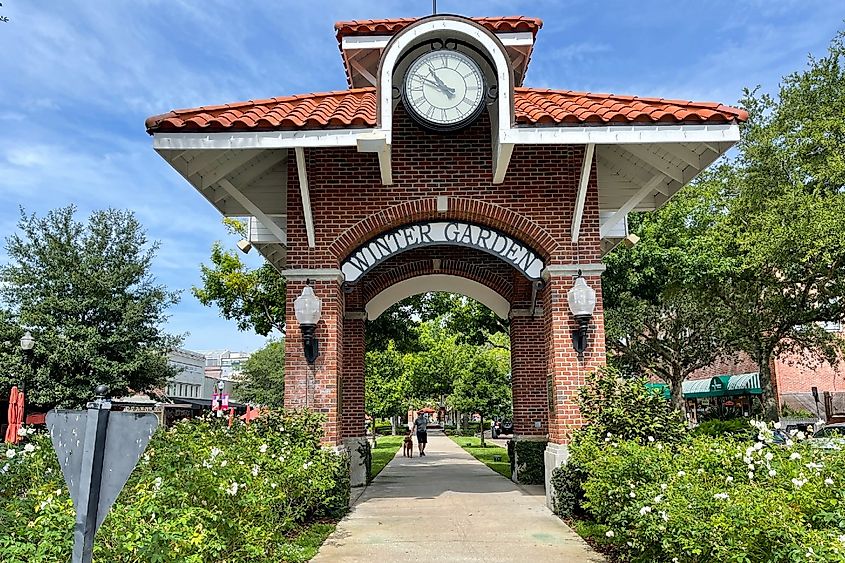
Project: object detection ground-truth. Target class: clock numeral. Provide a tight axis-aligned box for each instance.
[425,106,436,119]
[440,108,448,121]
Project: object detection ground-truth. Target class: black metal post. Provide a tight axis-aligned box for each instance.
[72,386,111,563]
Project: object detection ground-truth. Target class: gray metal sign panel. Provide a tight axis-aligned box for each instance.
[46,409,158,530]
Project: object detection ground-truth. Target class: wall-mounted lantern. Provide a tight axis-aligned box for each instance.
[566,272,596,360]
[294,283,322,364]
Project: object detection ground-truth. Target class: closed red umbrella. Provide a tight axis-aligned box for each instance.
[5,386,23,444]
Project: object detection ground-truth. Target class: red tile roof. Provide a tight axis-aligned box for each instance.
[334,16,543,42]
[145,87,747,133]
[513,88,748,125]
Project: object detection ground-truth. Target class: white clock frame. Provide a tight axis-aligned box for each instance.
[402,47,487,132]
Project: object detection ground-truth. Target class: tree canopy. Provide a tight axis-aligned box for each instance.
[193,219,286,337]
[0,206,181,407]
[234,340,285,408]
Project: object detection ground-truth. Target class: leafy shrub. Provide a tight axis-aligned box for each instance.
[0,410,349,562]
[577,366,687,444]
[575,429,845,562]
[513,440,546,485]
[552,367,688,520]
[692,417,756,440]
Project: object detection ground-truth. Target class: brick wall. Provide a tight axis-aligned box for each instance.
[284,105,606,444]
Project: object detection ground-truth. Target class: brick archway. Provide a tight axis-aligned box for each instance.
[330,198,558,264]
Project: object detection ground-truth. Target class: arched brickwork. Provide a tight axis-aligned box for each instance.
[357,246,515,306]
[329,197,558,264]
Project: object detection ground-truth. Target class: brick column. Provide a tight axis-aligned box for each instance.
[284,274,344,446]
[541,265,605,505]
[510,313,548,436]
[341,314,366,440]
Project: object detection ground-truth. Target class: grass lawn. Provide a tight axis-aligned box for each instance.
[281,522,337,561]
[370,435,405,480]
[448,435,512,479]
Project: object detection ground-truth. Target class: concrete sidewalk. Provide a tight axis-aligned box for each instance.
[312,430,604,562]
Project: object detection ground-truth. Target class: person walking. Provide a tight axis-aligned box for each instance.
[413,411,428,456]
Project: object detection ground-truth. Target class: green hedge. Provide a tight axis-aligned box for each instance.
[513,440,547,485]
[691,417,757,440]
[556,430,845,562]
[0,410,349,562]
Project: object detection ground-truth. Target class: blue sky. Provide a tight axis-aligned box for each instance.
[0,1,842,352]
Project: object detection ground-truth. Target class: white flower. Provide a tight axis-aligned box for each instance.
[210,447,222,458]
[660,510,669,522]
[839,534,845,545]
[753,441,763,451]
[656,443,664,450]
[24,444,35,453]
[785,439,794,447]
[271,482,278,489]
[748,471,754,480]
[676,470,686,477]
[605,530,615,538]
[628,492,636,498]
[764,452,774,462]
[647,436,655,442]
[220,460,228,467]
[653,495,663,503]
[773,421,782,429]
[0,463,9,474]
[55,488,62,496]
[639,506,652,516]
[713,493,729,501]
[153,477,162,491]
[17,427,27,437]
[251,465,259,477]
[225,481,239,496]
[726,476,734,483]
[791,478,807,489]
[673,558,679,563]
[789,452,801,461]
[796,431,806,440]
[805,462,823,471]
[824,478,834,486]
[660,483,668,491]
[304,461,313,469]
[259,444,268,454]
[747,463,755,471]
[769,469,777,477]
[5,449,15,459]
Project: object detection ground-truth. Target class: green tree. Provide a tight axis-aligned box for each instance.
[233,340,285,407]
[603,186,727,414]
[695,33,845,419]
[448,347,511,446]
[0,206,181,407]
[404,320,473,401]
[193,219,286,336]
[365,342,410,434]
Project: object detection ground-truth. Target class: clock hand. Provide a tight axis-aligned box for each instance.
[427,68,455,98]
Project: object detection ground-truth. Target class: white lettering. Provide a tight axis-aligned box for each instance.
[341,221,544,283]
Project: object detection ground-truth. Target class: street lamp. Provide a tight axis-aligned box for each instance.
[567,272,596,360]
[19,330,35,424]
[294,283,322,364]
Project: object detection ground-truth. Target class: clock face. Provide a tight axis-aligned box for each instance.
[403,49,485,130]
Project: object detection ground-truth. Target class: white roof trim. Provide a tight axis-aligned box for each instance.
[152,128,376,150]
[341,31,534,50]
[501,123,740,145]
[153,124,738,152]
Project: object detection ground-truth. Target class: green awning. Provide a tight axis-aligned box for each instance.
[682,373,763,399]
[646,383,670,399]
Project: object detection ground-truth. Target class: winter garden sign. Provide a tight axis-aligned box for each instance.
[341,221,545,283]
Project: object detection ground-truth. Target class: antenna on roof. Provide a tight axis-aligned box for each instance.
[432,0,437,14]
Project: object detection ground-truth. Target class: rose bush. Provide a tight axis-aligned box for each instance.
[574,430,845,562]
[0,409,349,562]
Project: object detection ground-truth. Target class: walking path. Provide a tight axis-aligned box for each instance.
[313,430,604,562]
